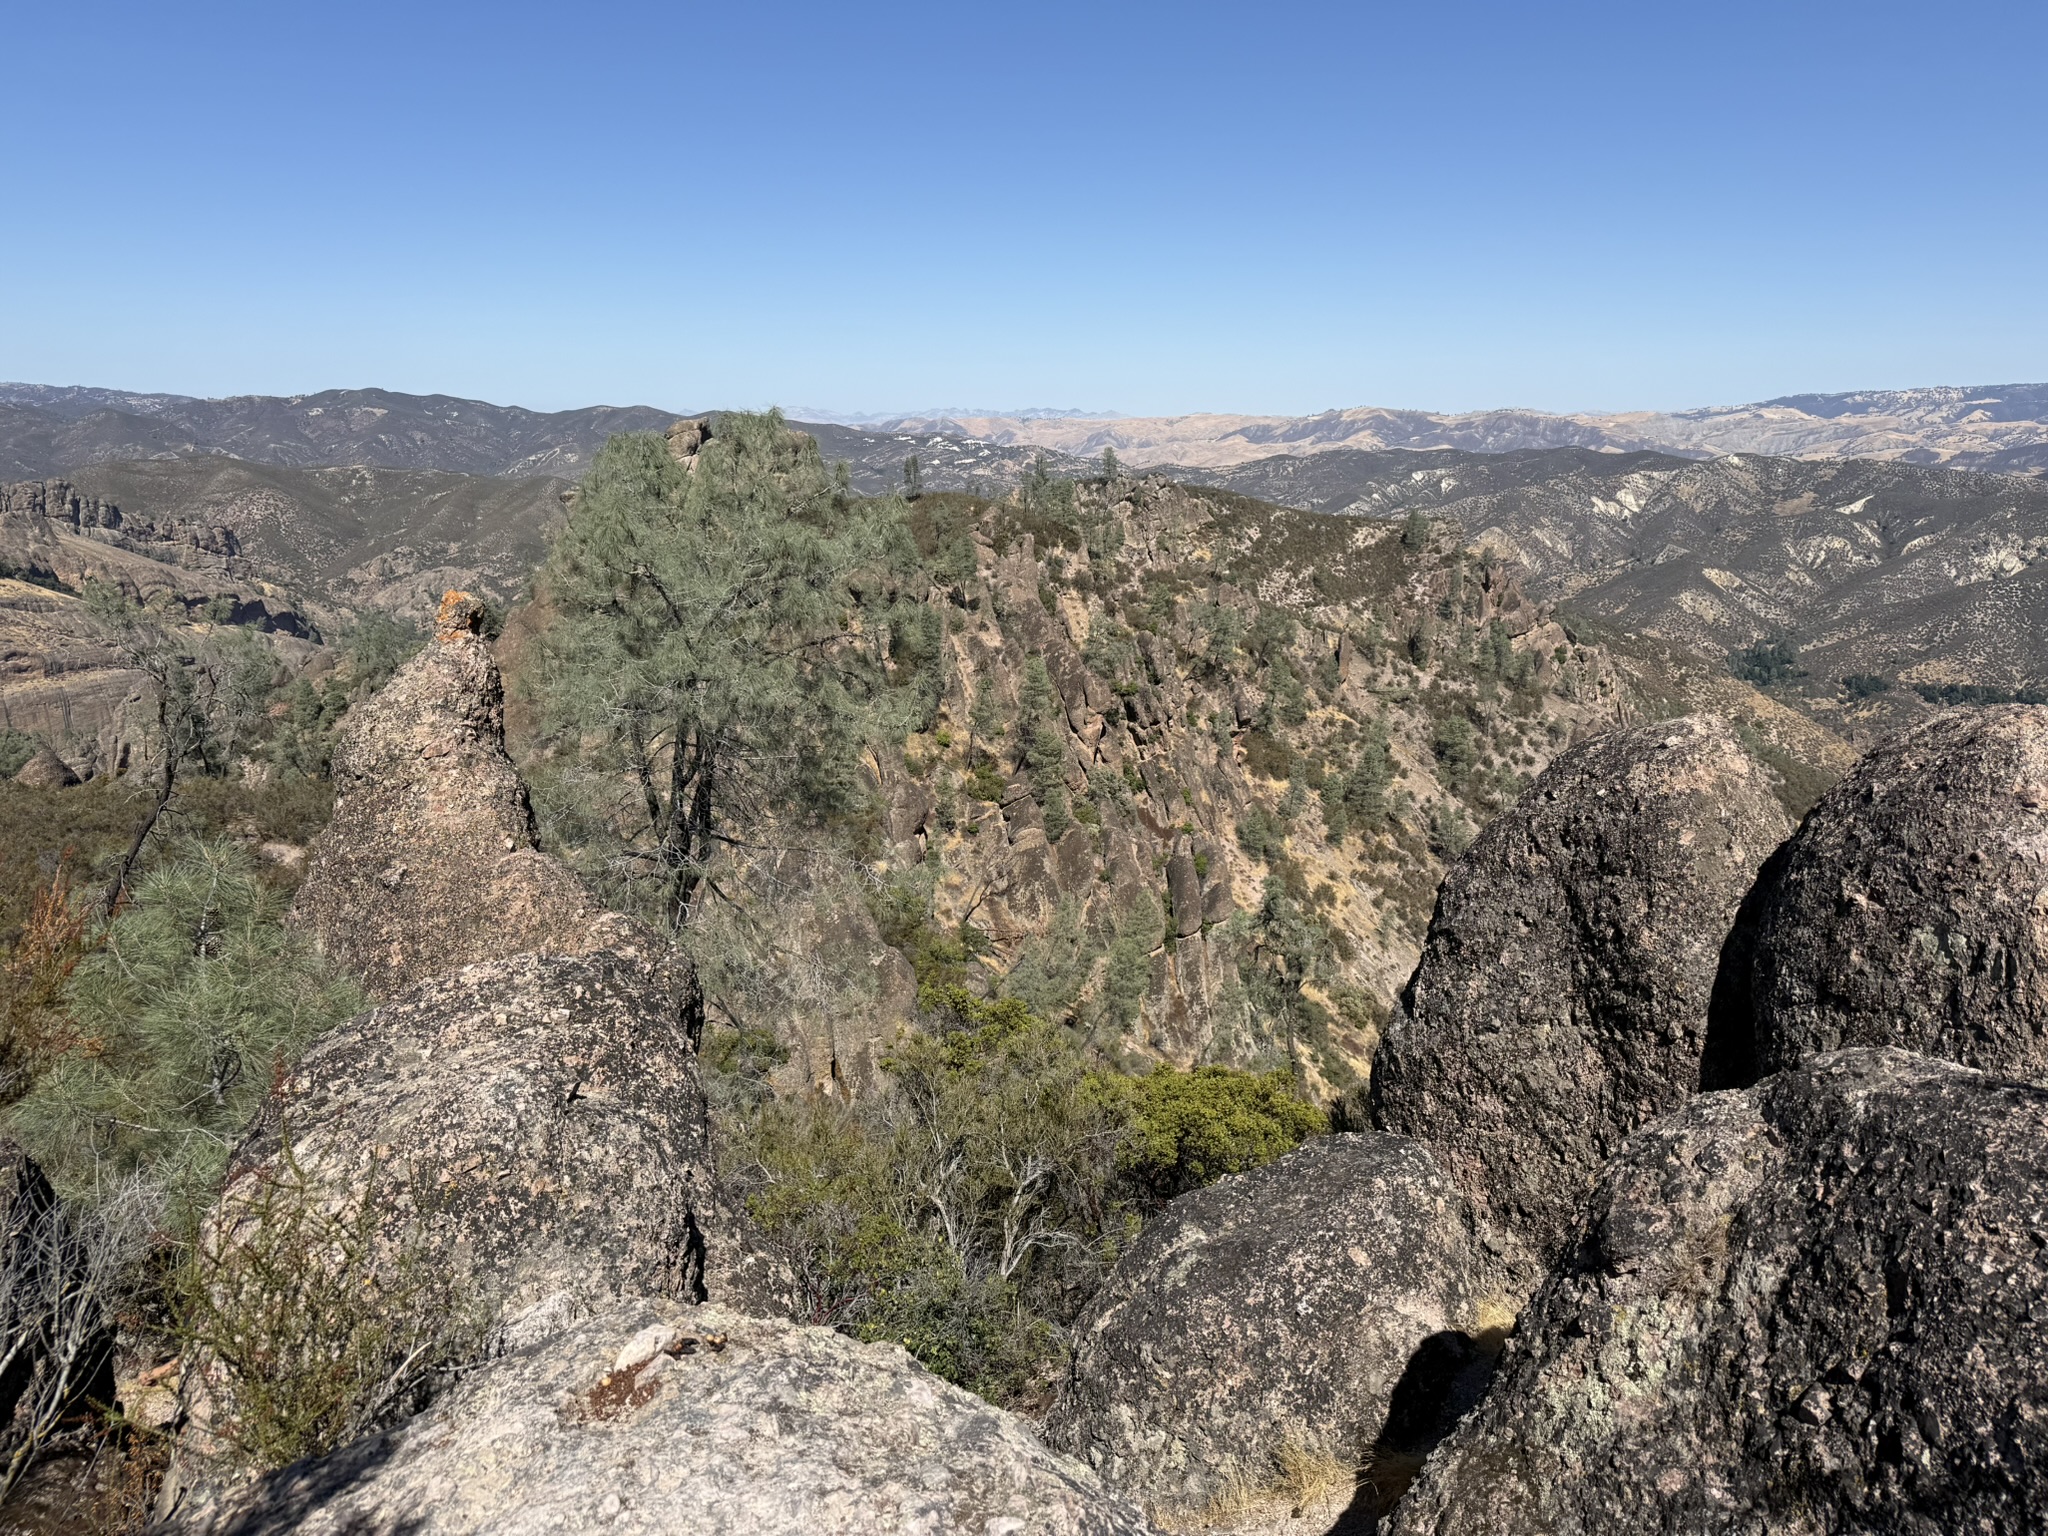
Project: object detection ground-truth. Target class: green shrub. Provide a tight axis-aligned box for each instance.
[965,761,1006,802]
[1729,639,1802,687]
[1840,673,1892,700]
[0,728,36,781]
[1106,1065,1327,1202]
[8,840,362,1216]
[1241,729,1293,781]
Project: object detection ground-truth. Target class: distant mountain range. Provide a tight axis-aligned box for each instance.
[871,384,2048,477]
[0,385,680,481]
[5,378,2046,711]
[6,381,2045,485]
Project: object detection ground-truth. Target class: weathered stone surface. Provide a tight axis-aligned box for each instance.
[291,591,660,1001]
[1371,715,1791,1289]
[163,1299,1153,1536]
[1165,848,1202,938]
[1751,704,2048,1083]
[1388,1048,2048,1536]
[1044,1133,1506,1515]
[211,952,786,1323]
[9,745,75,788]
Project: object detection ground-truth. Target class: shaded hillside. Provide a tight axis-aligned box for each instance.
[0,385,676,480]
[1189,446,2048,710]
[0,383,1093,493]
[50,458,572,622]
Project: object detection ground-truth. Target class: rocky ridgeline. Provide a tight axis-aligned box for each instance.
[0,475,312,778]
[683,470,1648,1101]
[145,590,1152,1533]
[8,539,2044,1527]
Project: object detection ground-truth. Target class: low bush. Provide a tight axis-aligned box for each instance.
[175,1138,486,1470]
[716,991,1324,1407]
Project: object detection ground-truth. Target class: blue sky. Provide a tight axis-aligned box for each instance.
[2,1,2042,416]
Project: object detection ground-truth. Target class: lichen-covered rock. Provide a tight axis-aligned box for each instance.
[1371,716,1791,1289]
[1043,1133,1507,1515]
[1751,705,2048,1082]
[291,590,661,1000]
[210,952,787,1322]
[1386,1049,2048,1536]
[161,1299,1154,1536]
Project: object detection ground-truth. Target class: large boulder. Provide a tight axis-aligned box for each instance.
[9,745,77,788]
[207,951,786,1324]
[1043,1133,1507,1518]
[291,590,661,1001]
[1386,1049,2048,1536]
[1371,716,1791,1289]
[162,1298,1153,1536]
[1751,704,2048,1083]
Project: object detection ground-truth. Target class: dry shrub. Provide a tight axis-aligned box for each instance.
[1158,1430,1361,1532]
[175,1137,487,1470]
[0,863,99,1105]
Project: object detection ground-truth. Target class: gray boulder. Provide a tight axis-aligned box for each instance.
[1371,715,1791,1290]
[1387,1048,2048,1536]
[1751,704,2048,1082]
[9,745,77,789]
[162,1299,1154,1536]
[1043,1133,1507,1518]
[291,590,666,1003]
[207,952,787,1326]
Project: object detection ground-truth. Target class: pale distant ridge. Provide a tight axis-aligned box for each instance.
[864,383,2048,477]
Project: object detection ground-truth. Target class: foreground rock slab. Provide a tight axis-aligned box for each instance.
[1752,704,2048,1083]
[291,590,660,1000]
[163,1299,1154,1536]
[1371,715,1791,1289]
[213,952,786,1321]
[1386,1049,2048,1536]
[1044,1133,1506,1518]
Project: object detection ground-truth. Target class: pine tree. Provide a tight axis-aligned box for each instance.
[535,413,921,1030]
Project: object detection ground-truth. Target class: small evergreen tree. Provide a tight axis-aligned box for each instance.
[1401,509,1430,550]
[535,413,920,1037]
[903,453,923,501]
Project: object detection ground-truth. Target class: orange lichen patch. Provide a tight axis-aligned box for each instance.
[436,589,485,642]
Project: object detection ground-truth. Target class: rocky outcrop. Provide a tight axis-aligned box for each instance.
[1386,1048,2048,1536]
[1043,1133,1506,1515]
[9,745,76,788]
[207,951,786,1326]
[164,1298,1152,1536]
[292,590,665,1002]
[1751,705,2048,1083]
[1370,715,1792,1290]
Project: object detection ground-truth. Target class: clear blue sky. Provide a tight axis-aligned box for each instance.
[2,1,2042,416]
